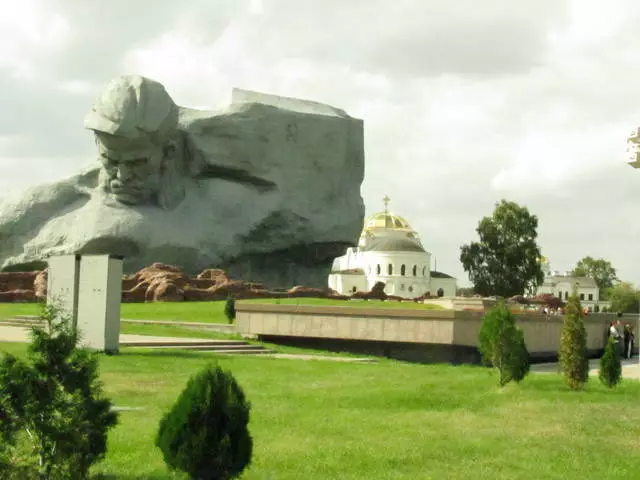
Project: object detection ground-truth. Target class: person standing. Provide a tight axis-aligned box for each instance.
[623,324,631,359]
[624,323,635,359]
[610,316,623,357]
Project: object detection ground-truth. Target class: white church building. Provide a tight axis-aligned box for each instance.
[534,257,609,311]
[328,196,457,298]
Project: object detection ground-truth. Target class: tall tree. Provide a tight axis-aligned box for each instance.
[571,256,618,298]
[460,200,544,298]
[607,282,639,313]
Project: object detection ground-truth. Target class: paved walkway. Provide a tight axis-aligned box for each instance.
[0,325,376,362]
[0,325,222,345]
[531,357,640,380]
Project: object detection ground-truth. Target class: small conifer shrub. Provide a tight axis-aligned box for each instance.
[478,301,530,386]
[559,290,590,390]
[156,364,252,480]
[0,303,118,479]
[224,296,236,324]
[599,336,622,388]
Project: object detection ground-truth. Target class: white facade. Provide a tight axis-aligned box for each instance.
[328,198,456,298]
[430,274,457,298]
[535,263,608,311]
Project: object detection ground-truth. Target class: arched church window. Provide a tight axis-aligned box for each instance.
[437,288,444,297]
[388,264,393,275]
[400,264,406,276]
[422,266,426,276]
[376,264,381,275]
[412,265,417,276]
[352,286,357,293]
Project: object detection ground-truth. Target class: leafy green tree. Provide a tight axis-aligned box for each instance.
[0,304,118,479]
[156,364,253,480]
[599,337,622,388]
[224,295,236,324]
[571,257,618,299]
[559,290,589,390]
[478,301,530,386]
[460,200,544,297]
[606,282,639,314]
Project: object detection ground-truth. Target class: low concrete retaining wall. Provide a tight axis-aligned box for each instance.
[236,303,639,364]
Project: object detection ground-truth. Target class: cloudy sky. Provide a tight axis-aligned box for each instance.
[1,0,640,286]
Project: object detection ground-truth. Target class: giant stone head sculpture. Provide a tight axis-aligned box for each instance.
[84,75,185,209]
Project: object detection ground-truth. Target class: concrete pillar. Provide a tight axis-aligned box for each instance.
[76,255,123,353]
[47,254,122,353]
[46,254,81,327]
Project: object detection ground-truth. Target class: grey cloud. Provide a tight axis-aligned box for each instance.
[41,0,249,82]
[239,0,569,77]
[0,75,94,158]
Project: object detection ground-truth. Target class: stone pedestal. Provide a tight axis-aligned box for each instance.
[47,254,122,353]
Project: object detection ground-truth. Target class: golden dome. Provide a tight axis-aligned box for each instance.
[362,195,414,231]
[364,212,413,230]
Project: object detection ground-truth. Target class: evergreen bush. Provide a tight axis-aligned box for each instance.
[0,303,118,479]
[0,394,17,478]
[509,328,531,383]
[559,291,590,390]
[224,296,236,324]
[599,336,622,388]
[478,301,530,386]
[156,364,253,480]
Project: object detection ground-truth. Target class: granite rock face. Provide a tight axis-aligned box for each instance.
[117,263,336,303]
[351,281,388,300]
[0,271,41,303]
[0,76,365,288]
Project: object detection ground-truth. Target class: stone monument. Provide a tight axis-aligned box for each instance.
[0,76,365,288]
[47,254,122,353]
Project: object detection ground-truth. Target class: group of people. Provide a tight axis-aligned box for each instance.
[608,315,636,359]
[540,306,564,315]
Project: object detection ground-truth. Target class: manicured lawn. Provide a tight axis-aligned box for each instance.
[123,301,229,323]
[0,298,444,323]
[0,301,229,323]
[0,302,41,318]
[119,323,241,341]
[0,342,638,479]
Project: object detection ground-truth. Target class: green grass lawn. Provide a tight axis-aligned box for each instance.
[0,302,41,318]
[0,301,230,323]
[119,323,241,341]
[0,342,638,479]
[0,298,444,323]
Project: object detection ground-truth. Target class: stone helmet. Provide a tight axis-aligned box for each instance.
[84,75,179,144]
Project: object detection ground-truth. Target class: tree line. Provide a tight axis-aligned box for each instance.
[459,199,638,312]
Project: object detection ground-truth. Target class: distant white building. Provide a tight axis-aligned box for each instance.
[534,257,609,311]
[328,196,457,298]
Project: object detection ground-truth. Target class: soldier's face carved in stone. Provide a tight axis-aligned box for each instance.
[96,132,174,206]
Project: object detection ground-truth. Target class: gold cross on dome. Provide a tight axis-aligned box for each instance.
[383,195,390,212]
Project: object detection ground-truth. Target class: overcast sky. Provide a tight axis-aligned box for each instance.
[1,0,640,287]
